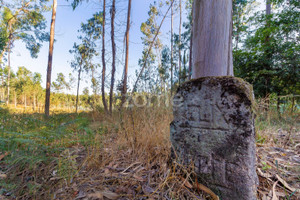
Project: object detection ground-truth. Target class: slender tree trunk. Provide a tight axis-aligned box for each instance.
[170,0,174,94]
[264,0,272,97]
[0,67,3,101]
[6,27,12,105]
[6,39,11,105]
[189,5,193,80]
[76,66,82,113]
[291,95,295,114]
[132,2,173,93]
[122,0,132,106]
[14,90,16,108]
[45,0,57,117]
[235,11,242,50]
[33,93,36,111]
[277,96,280,117]
[24,93,27,111]
[0,51,4,68]
[183,50,187,80]
[178,0,182,84]
[192,0,233,78]
[109,0,116,114]
[266,0,271,15]
[101,0,108,113]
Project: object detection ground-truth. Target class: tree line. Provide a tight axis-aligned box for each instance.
[0,0,299,115]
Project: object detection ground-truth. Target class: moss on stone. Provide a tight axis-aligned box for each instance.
[178,76,257,112]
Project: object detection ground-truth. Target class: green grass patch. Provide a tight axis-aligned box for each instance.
[0,105,103,198]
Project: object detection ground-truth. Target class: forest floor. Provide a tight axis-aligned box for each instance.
[0,104,299,200]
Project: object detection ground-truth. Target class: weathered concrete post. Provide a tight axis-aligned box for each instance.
[171,77,258,199]
[170,1,258,200]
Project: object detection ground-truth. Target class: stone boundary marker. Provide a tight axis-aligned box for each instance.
[170,77,258,200]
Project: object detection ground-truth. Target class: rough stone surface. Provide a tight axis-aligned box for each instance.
[170,76,258,200]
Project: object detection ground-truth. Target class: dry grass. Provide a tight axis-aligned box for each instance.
[50,106,221,200]
[1,96,299,199]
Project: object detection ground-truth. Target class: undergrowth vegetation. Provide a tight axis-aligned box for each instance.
[0,96,299,199]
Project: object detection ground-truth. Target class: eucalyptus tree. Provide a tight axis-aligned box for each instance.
[192,0,233,78]
[0,0,49,105]
[101,0,108,113]
[14,66,34,108]
[70,13,100,113]
[32,72,42,110]
[178,0,182,84]
[170,0,174,93]
[68,0,111,113]
[232,0,255,50]
[45,0,57,117]
[234,0,300,99]
[109,0,116,114]
[70,41,96,113]
[138,3,162,92]
[52,73,70,93]
[121,0,132,106]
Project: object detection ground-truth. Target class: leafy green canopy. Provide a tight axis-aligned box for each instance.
[0,0,50,59]
[234,0,300,97]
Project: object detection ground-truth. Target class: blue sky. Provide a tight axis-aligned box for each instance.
[9,0,187,94]
[9,0,264,94]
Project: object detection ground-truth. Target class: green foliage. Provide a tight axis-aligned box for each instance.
[137,3,163,93]
[0,105,102,197]
[52,73,70,92]
[234,0,300,98]
[0,1,50,59]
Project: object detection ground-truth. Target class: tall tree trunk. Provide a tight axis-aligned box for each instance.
[122,0,132,106]
[33,93,36,111]
[6,38,11,105]
[264,0,272,96]
[188,5,193,80]
[14,90,16,108]
[170,0,174,94]
[266,0,271,15]
[76,66,82,113]
[235,11,242,50]
[183,50,187,80]
[45,0,57,117]
[6,26,12,105]
[192,0,233,78]
[109,0,116,114]
[101,0,108,113]
[178,0,182,84]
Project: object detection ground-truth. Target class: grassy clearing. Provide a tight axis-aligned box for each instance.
[0,98,299,199]
[0,105,103,199]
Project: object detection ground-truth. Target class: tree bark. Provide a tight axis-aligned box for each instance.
[14,90,16,108]
[266,0,271,15]
[6,24,12,105]
[101,0,108,113]
[170,0,174,93]
[192,0,233,78]
[45,0,57,117]
[188,5,193,80]
[33,93,36,111]
[121,0,132,106]
[264,0,272,96]
[76,65,82,113]
[109,0,116,114]
[6,38,11,105]
[178,0,182,84]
